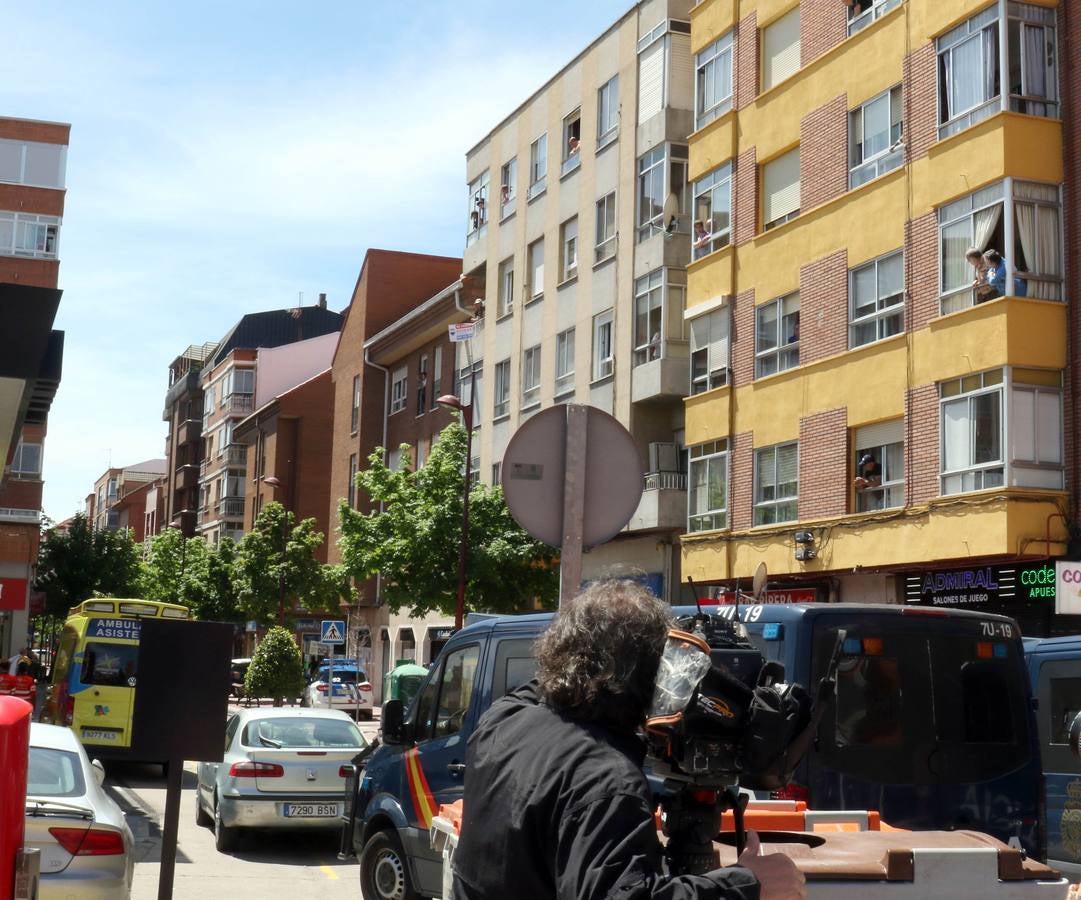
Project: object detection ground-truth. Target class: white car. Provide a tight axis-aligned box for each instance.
[25,722,135,899]
[302,665,373,720]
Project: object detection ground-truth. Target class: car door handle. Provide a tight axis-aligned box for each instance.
[447,762,466,776]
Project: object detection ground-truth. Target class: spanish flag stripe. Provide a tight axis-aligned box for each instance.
[405,748,436,828]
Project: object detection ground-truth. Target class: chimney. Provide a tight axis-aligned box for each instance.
[318,293,327,309]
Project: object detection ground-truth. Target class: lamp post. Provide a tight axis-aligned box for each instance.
[437,367,475,632]
[167,518,187,604]
[263,476,287,625]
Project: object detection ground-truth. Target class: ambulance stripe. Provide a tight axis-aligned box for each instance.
[405,748,436,828]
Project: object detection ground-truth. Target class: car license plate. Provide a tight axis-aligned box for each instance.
[82,728,119,741]
[283,803,338,817]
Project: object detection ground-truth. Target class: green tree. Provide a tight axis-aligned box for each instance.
[244,625,304,706]
[338,422,559,618]
[234,502,346,626]
[186,537,245,623]
[140,527,208,605]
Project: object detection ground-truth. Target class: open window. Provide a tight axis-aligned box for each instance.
[847,0,901,37]
[693,162,731,259]
[500,158,517,219]
[853,420,904,511]
[467,171,489,245]
[528,134,548,200]
[849,86,903,189]
[637,144,688,242]
[561,109,582,176]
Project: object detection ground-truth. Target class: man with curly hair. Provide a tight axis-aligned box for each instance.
[452,580,805,899]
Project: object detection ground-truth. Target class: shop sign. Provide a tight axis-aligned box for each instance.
[293,618,318,631]
[708,587,819,605]
[906,563,1058,609]
[1056,561,1081,615]
[0,578,27,611]
[1018,563,1056,601]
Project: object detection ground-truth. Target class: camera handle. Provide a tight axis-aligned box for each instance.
[661,785,748,876]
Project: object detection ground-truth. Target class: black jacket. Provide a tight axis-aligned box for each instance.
[452,682,759,900]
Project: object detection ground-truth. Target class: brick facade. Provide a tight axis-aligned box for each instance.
[800,0,848,68]
[735,12,759,111]
[904,212,938,331]
[799,249,848,365]
[798,407,848,520]
[730,289,756,386]
[733,147,757,246]
[730,431,755,529]
[384,336,457,460]
[903,43,937,162]
[904,384,939,505]
[0,119,69,145]
[799,95,848,212]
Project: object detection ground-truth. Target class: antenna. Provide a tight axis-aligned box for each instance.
[686,575,703,617]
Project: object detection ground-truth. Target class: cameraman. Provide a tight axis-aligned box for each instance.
[452,580,805,899]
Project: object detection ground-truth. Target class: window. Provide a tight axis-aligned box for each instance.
[417,354,428,415]
[754,443,799,525]
[850,251,904,348]
[634,271,663,366]
[689,441,727,532]
[689,307,730,394]
[755,293,800,377]
[692,162,731,259]
[595,192,617,263]
[762,7,801,91]
[491,462,502,486]
[559,218,578,282]
[500,158,517,220]
[592,310,614,381]
[348,453,358,508]
[528,134,547,199]
[0,139,66,189]
[390,365,407,414]
[527,239,544,302]
[350,375,360,433]
[940,369,1004,494]
[233,369,254,395]
[561,109,582,176]
[849,86,903,188]
[0,213,60,259]
[853,420,904,512]
[466,170,489,244]
[415,438,427,469]
[1010,369,1063,489]
[1007,6,1058,116]
[637,144,688,242]
[10,441,42,477]
[522,345,541,407]
[597,75,620,147]
[762,148,800,230]
[849,0,902,36]
[498,257,514,318]
[555,328,575,396]
[695,31,734,129]
[637,20,690,120]
[494,359,511,418]
[433,346,443,398]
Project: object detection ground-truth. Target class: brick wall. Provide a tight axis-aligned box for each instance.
[798,407,848,520]
[735,12,759,111]
[730,431,754,529]
[0,184,64,218]
[801,0,848,67]
[903,43,937,162]
[799,249,848,364]
[0,258,59,290]
[0,119,69,145]
[731,289,756,386]
[385,335,457,454]
[734,147,757,246]
[799,95,848,212]
[0,524,37,566]
[905,212,938,331]
[905,384,939,505]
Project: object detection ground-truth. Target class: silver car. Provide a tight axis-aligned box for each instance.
[195,707,367,853]
[25,722,134,900]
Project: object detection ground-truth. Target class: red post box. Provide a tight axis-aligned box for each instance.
[0,696,31,899]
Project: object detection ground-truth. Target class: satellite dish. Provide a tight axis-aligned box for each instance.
[752,562,768,603]
[661,193,679,235]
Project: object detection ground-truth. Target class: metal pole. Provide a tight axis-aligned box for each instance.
[277,528,286,627]
[157,757,183,900]
[559,405,588,606]
[455,368,476,630]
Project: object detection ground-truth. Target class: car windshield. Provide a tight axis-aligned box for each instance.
[241,717,366,749]
[27,746,87,798]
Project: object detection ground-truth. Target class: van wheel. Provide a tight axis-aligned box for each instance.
[359,829,418,900]
[195,790,212,828]
[214,795,238,853]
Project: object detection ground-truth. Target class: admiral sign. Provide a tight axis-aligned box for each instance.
[906,563,1056,609]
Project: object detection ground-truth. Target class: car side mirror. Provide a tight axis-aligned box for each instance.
[91,759,106,786]
[382,699,408,744]
[1069,712,1081,760]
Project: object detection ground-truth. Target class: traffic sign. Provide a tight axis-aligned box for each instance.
[320,620,346,645]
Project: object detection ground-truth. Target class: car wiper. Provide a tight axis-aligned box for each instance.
[25,798,94,819]
[259,735,283,749]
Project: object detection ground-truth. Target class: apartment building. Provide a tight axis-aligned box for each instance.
[461,0,696,601]
[0,116,68,656]
[89,459,167,542]
[683,0,1077,633]
[162,342,216,537]
[197,301,342,547]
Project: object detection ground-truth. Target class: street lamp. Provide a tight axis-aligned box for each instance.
[263,476,287,625]
[437,368,475,632]
[167,518,187,604]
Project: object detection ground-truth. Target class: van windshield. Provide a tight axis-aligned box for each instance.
[811,615,1031,785]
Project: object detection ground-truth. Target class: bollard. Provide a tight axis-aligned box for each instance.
[0,696,32,900]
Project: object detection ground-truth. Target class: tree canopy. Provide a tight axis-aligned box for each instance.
[338,422,559,618]
[245,625,305,704]
[140,529,244,623]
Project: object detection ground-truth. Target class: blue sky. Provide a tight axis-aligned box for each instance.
[2,1,631,522]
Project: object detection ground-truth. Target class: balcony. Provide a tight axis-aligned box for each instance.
[177,418,202,446]
[163,370,201,412]
[217,497,245,519]
[224,393,253,416]
[631,347,690,403]
[628,471,687,532]
[223,443,247,467]
[197,506,212,526]
[0,507,41,525]
[174,464,200,491]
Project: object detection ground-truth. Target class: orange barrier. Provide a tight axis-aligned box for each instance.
[439,799,464,835]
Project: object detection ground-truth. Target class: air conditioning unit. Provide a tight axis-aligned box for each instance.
[648,442,681,473]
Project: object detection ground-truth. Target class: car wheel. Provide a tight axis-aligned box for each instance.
[360,709,373,721]
[214,795,238,853]
[359,829,418,900]
[195,789,212,828]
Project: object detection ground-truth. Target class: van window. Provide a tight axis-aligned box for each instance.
[434,645,479,739]
[1050,676,1081,745]
[81,642,139,687]
[492,638,537,698]
[52,627,78,682]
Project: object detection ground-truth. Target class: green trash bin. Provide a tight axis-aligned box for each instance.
[383,660,429,711]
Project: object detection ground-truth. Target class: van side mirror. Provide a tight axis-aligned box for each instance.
[91,759,106,786]
[1069,712,1081,760]
[381,699,408,744]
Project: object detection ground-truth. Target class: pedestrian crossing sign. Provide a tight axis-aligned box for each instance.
[321,620,346,645]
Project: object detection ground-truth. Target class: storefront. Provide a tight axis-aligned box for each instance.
[428,626,454,664]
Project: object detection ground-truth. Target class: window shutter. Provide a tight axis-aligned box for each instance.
[777,443,798,486]
[762,8,801,90]
[762,148,800,226]
[669,33,694,109]
[854,419,904,451]
[639,40,665,121]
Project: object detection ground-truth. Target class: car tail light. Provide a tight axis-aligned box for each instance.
[229,761,284,777]
[64,696,74,726]
[339,765,352,778]
[316,684,328,693]
[770,783,809,802]
[358,684,372,692]
[49,827,125,856]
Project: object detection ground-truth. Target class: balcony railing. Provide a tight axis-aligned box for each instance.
[217,497,245,519]
[644,472,687,492]
[224,444,247,466]
[225,393,254,415]
[0,507,41,525]
[197,506,212,526]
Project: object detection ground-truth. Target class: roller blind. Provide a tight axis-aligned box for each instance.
[669,33,694,110]
[690,308,730,373]
[639,40,665,121]
[855,419,904,451]
[762,148,800,227]
[762,8,801,90]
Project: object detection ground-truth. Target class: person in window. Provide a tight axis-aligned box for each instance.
[982,249,1010,300]
[648,330,662,361]
[853,453,882,492]
[1013,260,1029,297]
[967,247,995,301]
[567,136,580,156]
[693,219,711,248]
[844,0,874,14]
[452,580,805,900]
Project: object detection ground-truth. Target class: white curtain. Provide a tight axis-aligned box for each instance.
[950,36,982,118]
[1024,24,1047,113]
[974,202,1001,251]
[983,28,999,102]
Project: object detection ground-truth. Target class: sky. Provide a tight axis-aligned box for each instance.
[1,0,632,523]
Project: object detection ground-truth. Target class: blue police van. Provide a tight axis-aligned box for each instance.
[1023,634,1081,879]
[346,603,1041,900]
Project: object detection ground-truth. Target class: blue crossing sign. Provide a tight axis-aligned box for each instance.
[320,620,346,645]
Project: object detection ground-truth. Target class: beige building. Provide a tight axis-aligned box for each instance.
[462,0,696,601]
